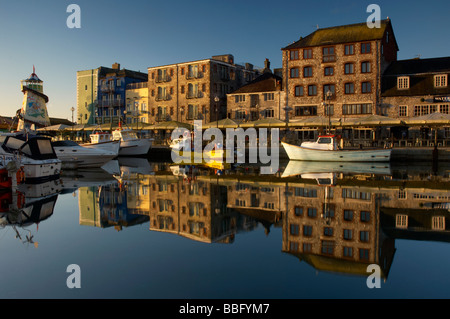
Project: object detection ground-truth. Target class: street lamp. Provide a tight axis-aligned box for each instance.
[214,96,219,128]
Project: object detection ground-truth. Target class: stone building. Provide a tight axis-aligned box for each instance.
[147,54,259,126]
[381,57,450,142]
[226,59,285,122]
[281,19,398,134]
[125,81,149,129]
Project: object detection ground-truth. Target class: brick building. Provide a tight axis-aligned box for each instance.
[281,19,398,128]
[147,54,259,126]
[226,59,285,122]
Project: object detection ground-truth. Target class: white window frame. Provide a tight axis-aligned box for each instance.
[398,105,407,117]
[396,214,408,229]
[397,76,410,90]
[434,74,448,88]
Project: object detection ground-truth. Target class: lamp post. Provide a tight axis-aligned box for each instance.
[214,96,219,128]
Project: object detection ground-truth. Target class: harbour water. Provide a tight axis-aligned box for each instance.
[1,158,450,299]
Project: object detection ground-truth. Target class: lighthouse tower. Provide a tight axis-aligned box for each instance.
[17,66,51,131]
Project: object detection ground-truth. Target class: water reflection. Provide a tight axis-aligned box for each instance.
[3,159,450,282]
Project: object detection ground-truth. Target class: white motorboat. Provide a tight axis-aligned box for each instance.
[281,160,392,178]
[0,133,61,183]
[282,135,391,162]
[112,127,152,156]
[80,131,120,155]
[52,140,118,169]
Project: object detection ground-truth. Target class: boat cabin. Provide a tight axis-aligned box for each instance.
[0,133,58,160]
[90,132,112,144]
[301,135,340,151]
[112,129,138,142]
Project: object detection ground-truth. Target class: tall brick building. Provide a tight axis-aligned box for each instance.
[281,19,398,122]
[147,54,259,126]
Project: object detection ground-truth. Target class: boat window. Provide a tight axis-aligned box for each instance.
[0,136,6,144]
[37,139,54,154]
[318,137,332,144]
[21,144,32,156]
[5,137,24,150]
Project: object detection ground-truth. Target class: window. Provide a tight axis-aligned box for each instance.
[117,79,121,87]
[290,68,300,78]
[295,105,317,116]
[321,241,334,255]
[324,67,334,76]
[344,210,354,221]
[399,105,407,117]
[235,95,245,103]
[343,229,353,240]
[360,231,369,242]
[359,249,369,260]
[432,216,445,230]
[360,211,370,222]
[303,49,312,59]
[290,224,300,236]
[361,61,371,73]
[342,188,371,200]
[344,63,354,74]
[294,85,304,96]
[324,227,333,236]
[345,82,355,94]
[435,75,448,87]
[308,85,317,96]
[342,103,373,115]
[344,44,354,55]
[294,187,317,197]
[322,47,335,62]
[361,42,371,53]
[307,208,317,217]
[440,104,449,114]
[263,93,274,101]
[294,206,303,216]
[396,214,408,229]
[303,243,312,252]
[397,76,410,89]
[290,50,299,60]
[303,225,312,236]
[343,247,353,257]
[262,109,274,118]
[303,66,313,77]
[85,85,88,90]
[362,82,372,93]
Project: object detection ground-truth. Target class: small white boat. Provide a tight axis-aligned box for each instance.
[281,160,392,178]
[0,133,61,183]
[52,140,118,169]
[282,135,391,162]
[112,126,151,156]
[81,131,120,155]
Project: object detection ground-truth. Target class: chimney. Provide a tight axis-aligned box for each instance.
[112,63,120,70]
[263,58,272,73]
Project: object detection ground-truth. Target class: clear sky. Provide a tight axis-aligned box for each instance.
[1,0,449,120]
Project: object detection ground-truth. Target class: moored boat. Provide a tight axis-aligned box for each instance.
[112,127,152,156]
[52,140,118,169]
[282,135,391,162]
[80,131,120,155]
[0,133,61,183]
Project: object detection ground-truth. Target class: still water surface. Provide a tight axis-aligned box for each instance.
[1,158,450,299]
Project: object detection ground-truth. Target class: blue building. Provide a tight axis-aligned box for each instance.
[77,63,147,125]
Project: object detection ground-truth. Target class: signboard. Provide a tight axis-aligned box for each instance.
[434,96,450,103]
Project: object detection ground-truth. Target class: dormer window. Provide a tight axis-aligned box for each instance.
[435,75,448,87]
[397,76,410,90]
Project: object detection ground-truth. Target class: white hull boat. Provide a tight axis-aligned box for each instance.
[81,132,120,155]
[52,140,118,169]
[281,160,392,178]
[112,128,151,156]
[0,133,61,183]
[282,135,391,162]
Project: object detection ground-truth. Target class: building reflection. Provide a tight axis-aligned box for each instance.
[75,160,450,280]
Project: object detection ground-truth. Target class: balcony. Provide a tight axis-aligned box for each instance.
[98,99,123,108]
[155,93,171,101]
[186,72,203,80]
[186,91,203,99]
[186,113,203,120]
[155,114,170,122]
[155,75,171,83]
[322,54,336,63]
[100,85,115,93]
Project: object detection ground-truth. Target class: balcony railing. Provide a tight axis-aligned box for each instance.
[322,54,336,63]
[155,75,171,83]
[186,114,203,120]
[100,85,115,93]
[186,72,203,80]
[186,91,203,99]
[155,114,170,122]
[98,99,123,107]
[155,93,171,101]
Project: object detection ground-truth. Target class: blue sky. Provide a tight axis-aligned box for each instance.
[1,0,449,119]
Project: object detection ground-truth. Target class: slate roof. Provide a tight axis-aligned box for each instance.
[230,72,282,94]
[282,19,397,50]
[382,57,450,97]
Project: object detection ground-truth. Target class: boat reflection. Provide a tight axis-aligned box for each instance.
[73,159,450,280]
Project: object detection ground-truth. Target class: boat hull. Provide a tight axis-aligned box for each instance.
[282,142,391,162]
[81,140,120,155]
[22,159,61,183]
[118,139,151,156]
